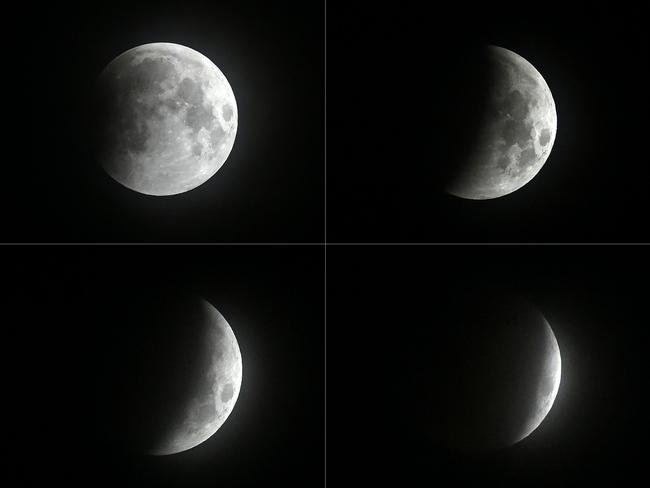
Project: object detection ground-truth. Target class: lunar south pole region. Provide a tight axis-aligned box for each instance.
[96,43,238,196]
[446,46,557,199]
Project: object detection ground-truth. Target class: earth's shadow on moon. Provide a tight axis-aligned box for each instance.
[401,45,494,205]
[93,286,238,456]
[409,44,554,204]
[430,47,495,192]
[404,285,559,452]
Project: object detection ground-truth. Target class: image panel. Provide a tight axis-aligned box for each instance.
[327,244,645,484]
[4,0,324,243]
[2,244,324,486]
[327,2,648,242]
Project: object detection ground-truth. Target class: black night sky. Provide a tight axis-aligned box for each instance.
[327,244,645,485]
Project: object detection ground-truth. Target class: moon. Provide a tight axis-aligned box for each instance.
[151,298,243,455]
[446,46,557,199]
[518,318,561,444]
[430,293,561,450]
[96,43,237,196]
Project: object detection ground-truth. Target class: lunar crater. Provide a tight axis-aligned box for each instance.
[221,383,234,402]
[539,128,551,146]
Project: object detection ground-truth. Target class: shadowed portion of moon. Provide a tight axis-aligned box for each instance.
[421,290,561,451]
[445,46,557,199]
[95,43,237,196]
[98,291,242,455]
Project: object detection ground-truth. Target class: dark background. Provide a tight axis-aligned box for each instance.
[3,245,324,486]
[327,1,649,242]
[327,244,646,485]
[4,0,323,242]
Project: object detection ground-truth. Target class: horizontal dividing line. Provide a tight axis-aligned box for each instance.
[0,242,325,246]
[0,242,647,246]
[325,242,650,246]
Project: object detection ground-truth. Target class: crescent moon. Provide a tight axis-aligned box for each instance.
[151,299,243,455]
[447,45,557,199]
[517,318,561,443]
[432,294,562,451]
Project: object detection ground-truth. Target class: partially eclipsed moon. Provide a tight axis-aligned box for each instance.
[516,318,561,444]
[433,294,562,451]
[447,45,557,199]
[152,299,243,456]
[96,42,238,196]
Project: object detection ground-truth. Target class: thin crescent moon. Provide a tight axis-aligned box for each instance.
[516,318,561,443]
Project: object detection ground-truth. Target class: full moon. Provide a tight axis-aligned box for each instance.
[430,292,561,450]
[446,46,557,199]
[96,43,237,196]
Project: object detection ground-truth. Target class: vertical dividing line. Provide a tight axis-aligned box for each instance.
[323,1,327,486]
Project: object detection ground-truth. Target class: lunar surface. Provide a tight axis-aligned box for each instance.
[96,43,237,196]
[430,292,562,450]
[447,46,557,199]
[152,299,243,455]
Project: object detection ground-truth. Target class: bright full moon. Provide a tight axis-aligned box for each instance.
[96,42,238,196]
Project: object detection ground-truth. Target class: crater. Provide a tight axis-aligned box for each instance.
[212,345,224,362]
[162,98,183,113]
[537,373,556,398]
[518,147,537,168]
[117,117,150,154]
[222,104,234,121]
[186,104,215,133]
[178,78,216,134]
[502,119,533,147]
[539,128,551,146]
[177,77,204,105]
[210,124,227,148]
[197,398,216,422]
[503,89,529,120]
[221,383,234,402]
[129,57,176,94]
[496,155,510,171]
